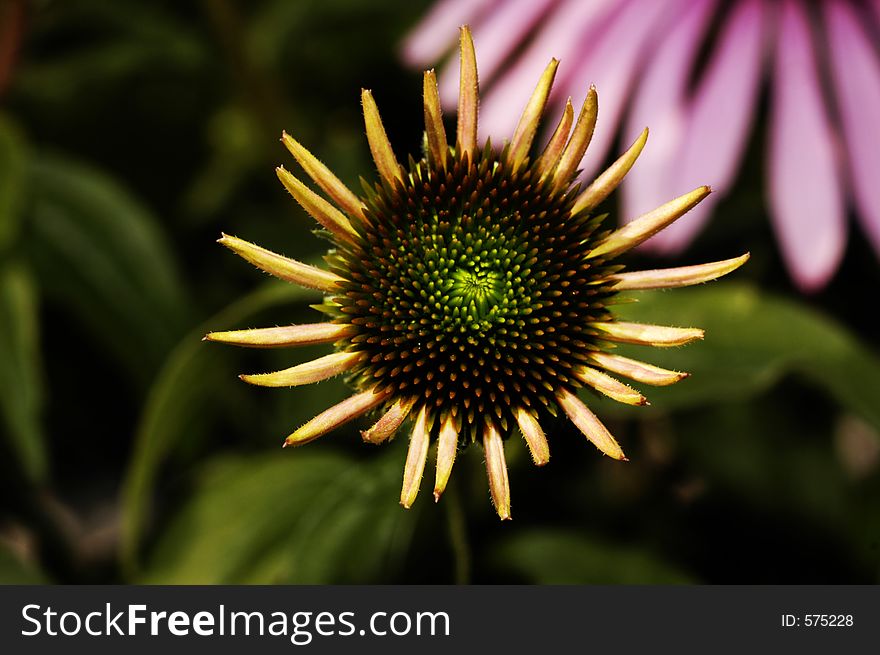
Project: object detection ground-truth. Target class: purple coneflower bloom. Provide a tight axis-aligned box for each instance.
[403,0,880,291]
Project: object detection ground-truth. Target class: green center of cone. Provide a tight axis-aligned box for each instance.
[449,265,504,321]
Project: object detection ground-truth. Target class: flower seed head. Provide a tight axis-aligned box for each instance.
[208,26,748,519]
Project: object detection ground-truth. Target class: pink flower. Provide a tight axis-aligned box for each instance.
[402,0,880,292]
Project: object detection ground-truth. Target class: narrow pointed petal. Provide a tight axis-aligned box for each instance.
[575,366,648,406]
[572,128,649,215]
[423,69,448,169]
[281,132,366,222]
[588,186,711,259]
[205,322,354,348]
[361,396,415,444]
[285,389,388,446]
[508,58,559,169]
[240,351,362,387]
[433,415,459,501]
[587,352,688,386]
[456,25,479,159]
[556,388,626,461]
[483,423,511,520]
[400,407,430,509]
[515,407,549,466]
[362,89,402,185]
[535,98,574,179]
[218,234,342,293]
[608,253,750,290]
[768,0,845,291]
[276,167,358,243]
[553,86,598,188]
[592,321,704,347]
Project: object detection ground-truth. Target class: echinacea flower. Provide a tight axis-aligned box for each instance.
[207,27,747,519]
[403,0,880,292]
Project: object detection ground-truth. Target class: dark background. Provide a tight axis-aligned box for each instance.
[0,0,878,584]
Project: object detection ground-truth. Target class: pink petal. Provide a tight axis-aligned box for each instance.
[621,0,718,225]
[400,0,498,68]
[437,0,557,107]
[558,0,687,181]
[477,0,619,141]
[648,0,766,253]
[825,0,880,257]
[768,0,846,292]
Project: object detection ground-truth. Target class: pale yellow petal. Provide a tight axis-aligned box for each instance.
[400,407,430,509]
[276,166,358,243]
[509,58,559,170]
[205,323,354,348]
[483,423,511,520]
[591,321,704,347]
[515,407,549,466]
[456,25,479,159]
[433,415,459,501]
[588,186,711,259]
[240,351,362,387]
[361,396,415,444]
[556,388,626,460]
[607,253,750,290]
[362,89,402,185]
[285,389,388,446]
[587,352,688,386]
[571,128,649,215]
[218,234,342,293]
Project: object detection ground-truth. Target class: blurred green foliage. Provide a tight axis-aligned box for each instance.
[0,0,878,585]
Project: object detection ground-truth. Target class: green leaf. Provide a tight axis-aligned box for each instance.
[0,263,46,482]
[492,529,695,584]
[0,113,27,250]
[0,544,47,584]
[593,282,880,431]
[141,448,417,584]
[26,154,190,384]
[120,282,314,577]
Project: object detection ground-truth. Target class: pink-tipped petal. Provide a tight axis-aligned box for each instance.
[620,0,717,226]
[553,86,598,188]
[434,415,459,501]
[591,321,704,347]
[361,396,415,444]
[607,253,750,290]
[588,186,711,259]
[515,407,549,466]
[587,352,688,386]
[400,406,430,509]
[575,366,648,406]
[240,351,362,387]
[483,423,511,520]
[768,0,846,291]
[285,389,388,446]
[218,234,342,293]
[826,0,880,257]
[648,0,766,253]
[205,323,354,348]
[401,0,496,67]
[557,388,626,460]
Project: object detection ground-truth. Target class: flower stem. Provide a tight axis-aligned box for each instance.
[444,479,471,585]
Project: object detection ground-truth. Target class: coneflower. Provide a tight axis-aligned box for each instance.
[207,27,747,519]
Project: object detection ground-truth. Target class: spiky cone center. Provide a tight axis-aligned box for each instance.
[212,26,749,519]
[322,144,619,443]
